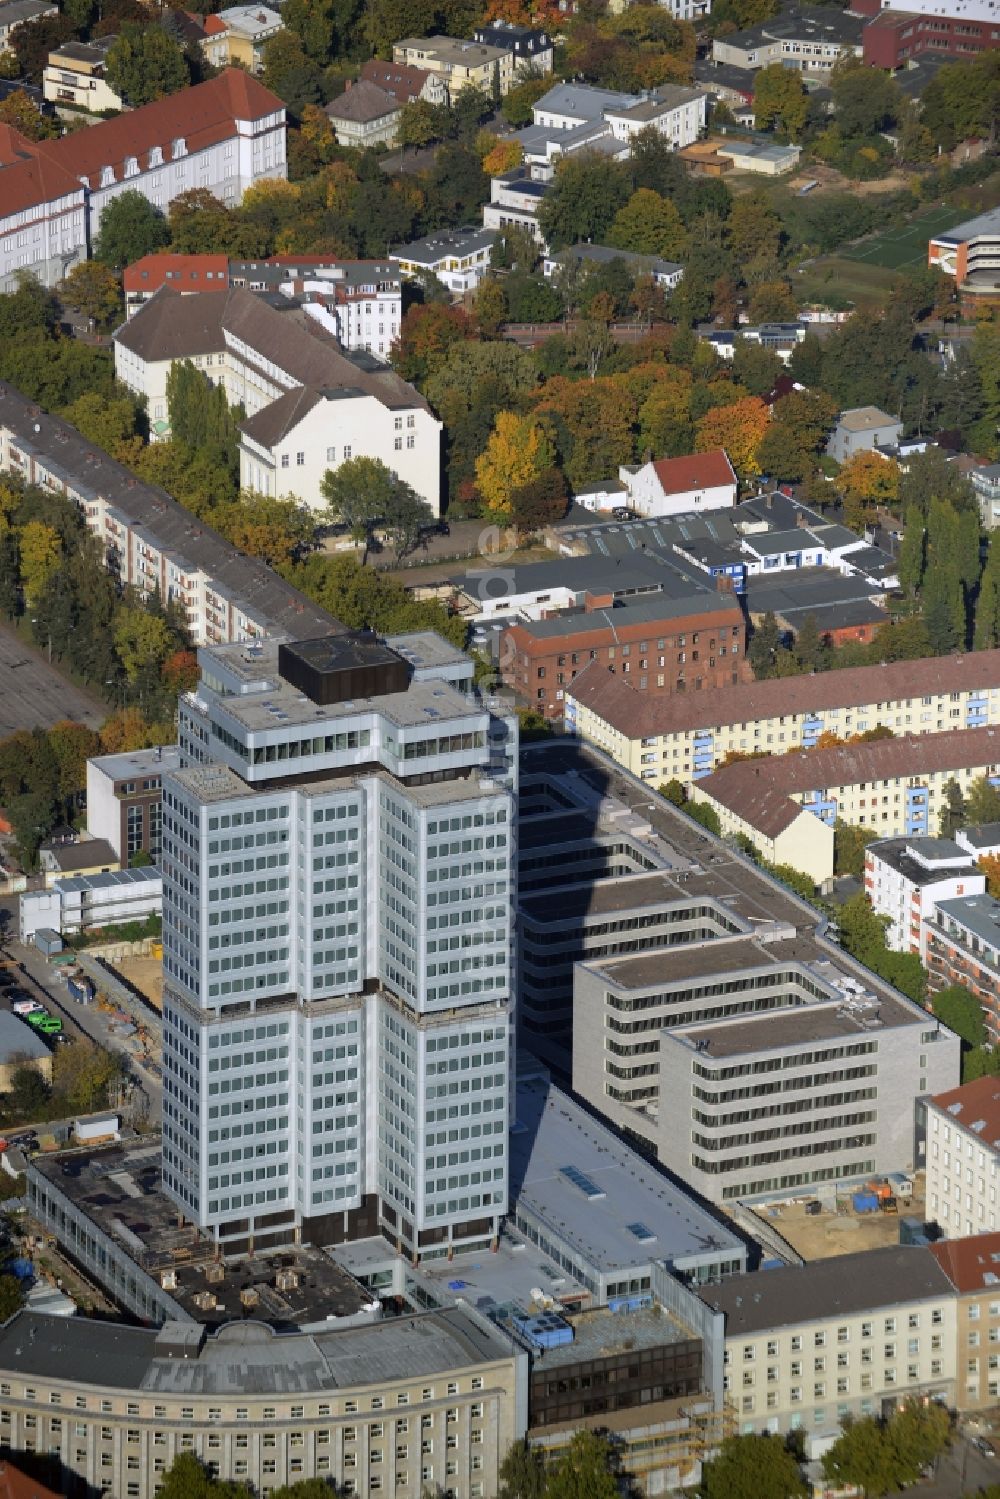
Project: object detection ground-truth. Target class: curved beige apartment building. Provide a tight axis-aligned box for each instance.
[0,1308,526,1499]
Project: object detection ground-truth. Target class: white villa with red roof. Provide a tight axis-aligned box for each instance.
[623,449,738,519]
[0,70,285,292]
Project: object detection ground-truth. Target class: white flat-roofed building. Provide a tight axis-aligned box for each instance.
[865,836,984,961]
[391,225,497,294]
[19,867,163,942]
[574,927,959,1205]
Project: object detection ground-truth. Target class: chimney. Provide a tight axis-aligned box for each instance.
[795,511,809,528]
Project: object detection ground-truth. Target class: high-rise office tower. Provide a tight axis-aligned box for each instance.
[159,631,517,1261]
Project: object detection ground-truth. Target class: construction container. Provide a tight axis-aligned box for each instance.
[66,976,95,1004]
[33,929,62,957]
[74,1114,120,1144]
[853,1192,879,1214]
[887,1172,913,1201]
[900,1216,929,1246]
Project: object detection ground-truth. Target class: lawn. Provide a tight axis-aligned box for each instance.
[794,255,901,308]
[840,204,962,270]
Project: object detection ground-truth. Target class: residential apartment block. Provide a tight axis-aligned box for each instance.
[0,380,340,647]
[85,746,180,864]
[930,1232,1000,1411]
[826,406,904,463]
[688,727,1000,884]
[0,70,286,292]
[521,81,706,173]
[565,646,1000,784]
[325,80,403,147]
[699,1248,956,1443]
[161,632,517,1259]
[926,1075,1000,1239]
[114,286,439,513]
[473,21,554,73]
[501,590,749,719]
[926,892,1000,1039]
[0,1308,526,1499]
[864,836,984,961]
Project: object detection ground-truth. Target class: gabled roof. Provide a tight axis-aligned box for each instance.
[928,1074,1000,1148]
[566,647,1000,741]
[28,69,282,193]
[116,285,431,417]
[326,79,400,125]
[931,1231,1000,1293]
[649,449,736,497]
[123,252,229,294]
[359,58,433,103]
[0,123,83,216]
[240,384,323,447]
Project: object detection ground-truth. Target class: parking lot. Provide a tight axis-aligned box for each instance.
[0,624,105,736]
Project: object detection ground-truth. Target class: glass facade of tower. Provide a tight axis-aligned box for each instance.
[159,633,516,1261]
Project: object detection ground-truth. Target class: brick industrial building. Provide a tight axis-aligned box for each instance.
[500,590,749,719]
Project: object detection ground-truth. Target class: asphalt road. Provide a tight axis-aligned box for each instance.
[0,900,160,1126]
[0,623,106,736]
[921,1433,1000,1496]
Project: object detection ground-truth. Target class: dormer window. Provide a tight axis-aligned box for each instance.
[149,146,163,167]
[172,136,186,158]
[100,165,114,187]
[124,155,138,176]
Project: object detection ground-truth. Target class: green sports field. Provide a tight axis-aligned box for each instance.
[840,204,961,270]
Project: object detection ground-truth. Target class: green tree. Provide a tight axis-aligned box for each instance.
[792,613,825,671]
[608,188,687,258]
[158,1453,251,1499]
[59,392,137,454]
[975,539,1000,650]
[833,821,877,879]
[831,58,902,137]
[538,155,630,252]
[752,62,809,139]
[749,611,782,678]
[701,1433,807,1499]
[687,800,722,835]
[939,778,967,838]
[497,1438,546,1499]
[931,983,986,1048]
[105,23,190,107]
[7,1063,50,1119]
[320,457,396,560]
[0,1273,24,1321]
[113,608,173,685]
[382,485,435,562]
[544,1430,620,1499]
[59,261,122,331]
[823,1416,899,1498]
[965,775,1000,825]
[897,510,925,598]
[660,778,686,806]
[94,191,169,270]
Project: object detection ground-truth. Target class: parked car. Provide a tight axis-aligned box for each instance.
[974,1436,996,1457]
